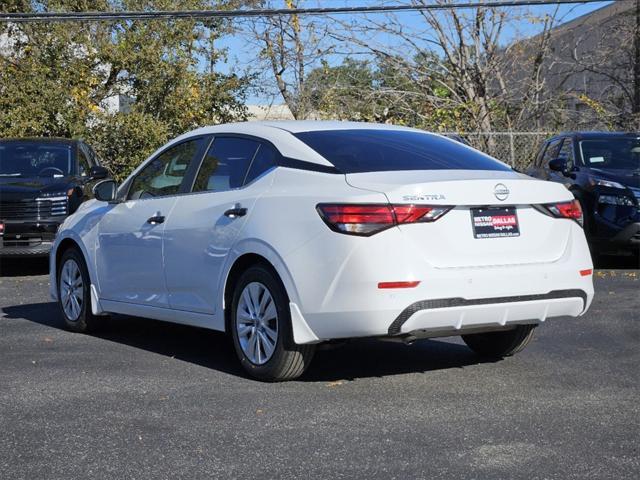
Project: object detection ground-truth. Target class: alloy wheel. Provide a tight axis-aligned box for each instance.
[60,258,84,321]
[236,282,279,365]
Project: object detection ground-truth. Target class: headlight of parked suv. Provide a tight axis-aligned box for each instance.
[589,177,625,189]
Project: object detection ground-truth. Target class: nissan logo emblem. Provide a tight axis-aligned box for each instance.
[494,183,509,201]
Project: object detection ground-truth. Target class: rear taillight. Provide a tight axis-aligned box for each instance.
[544,199,583,226]
[317,203,451,236]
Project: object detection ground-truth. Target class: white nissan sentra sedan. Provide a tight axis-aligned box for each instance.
[50,121,594,381]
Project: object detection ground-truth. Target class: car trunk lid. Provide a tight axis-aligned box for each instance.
[346,170,576,268]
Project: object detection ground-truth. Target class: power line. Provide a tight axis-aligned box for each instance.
[0,0,620,23]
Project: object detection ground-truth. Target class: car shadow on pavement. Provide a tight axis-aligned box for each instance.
[303,339,492,382]
[2,301,494,382]
[0,257,49,277]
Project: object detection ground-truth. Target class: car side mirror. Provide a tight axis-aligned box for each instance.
[548,158,567,172]
[93,179,118,202]
[89,165,109,180]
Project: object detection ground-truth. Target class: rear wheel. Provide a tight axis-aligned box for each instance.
[461,325,536,358]
[57,248,100,333]
[230,264,315,381]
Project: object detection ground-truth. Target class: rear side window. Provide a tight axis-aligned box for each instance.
[293,129,511,173]
[193,137,260,193]
[244,143,278,184]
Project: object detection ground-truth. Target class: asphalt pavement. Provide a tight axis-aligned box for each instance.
[0,256,638,479]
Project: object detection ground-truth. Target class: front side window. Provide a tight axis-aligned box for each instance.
[193,137,261,193]
[293,129,512,173]
[558,138,575,169]
[128,139,202,200]
[77,146,91,177]
[0,142,74,177]
[541,139,563,167]
[579,138,640,169]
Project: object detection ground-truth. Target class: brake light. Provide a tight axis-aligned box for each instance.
[544,199,583,226]
[317,204,451,236]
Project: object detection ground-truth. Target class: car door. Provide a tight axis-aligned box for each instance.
[96,137,207,307]
[162,136,278,314]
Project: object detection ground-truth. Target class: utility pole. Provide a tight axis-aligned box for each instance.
[634,0,640,119]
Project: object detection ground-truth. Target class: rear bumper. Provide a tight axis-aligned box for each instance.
[285,220,594,343]
[290,289,590,344]
[296,283,593,342]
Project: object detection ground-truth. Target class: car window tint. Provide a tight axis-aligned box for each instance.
[533,143,546,167]
[244,143,278,184]
[293,129,511,173]
[78,146,90,176]
[541,139,563,167]
[0,143,74,177]
[128,139,202,200]
[193,137,260,193]
[558,138,575,167]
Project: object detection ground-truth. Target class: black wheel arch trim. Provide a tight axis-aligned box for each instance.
[387,289,588,335]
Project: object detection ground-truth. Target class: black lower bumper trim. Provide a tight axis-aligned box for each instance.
[387,289,588,335]
[0,243,53,257]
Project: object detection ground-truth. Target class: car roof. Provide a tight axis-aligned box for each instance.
[184,120,424,136]
[168,121,443,169]
[258,120,423,133]
[556,132,640,140]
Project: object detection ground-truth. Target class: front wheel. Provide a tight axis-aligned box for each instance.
[57,248,100,332]
[230,264,315,381]
[461,325,536,358]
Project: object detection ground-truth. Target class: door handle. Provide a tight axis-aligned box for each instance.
[146,215,165,225]
[224,207,247,218]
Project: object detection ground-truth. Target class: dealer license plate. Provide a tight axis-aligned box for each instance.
[471,207,520,239]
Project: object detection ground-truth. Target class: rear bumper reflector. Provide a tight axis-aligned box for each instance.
[378,281,421,289]
[579,269,593,276]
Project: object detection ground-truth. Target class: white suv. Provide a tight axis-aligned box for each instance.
[50,122,594,381]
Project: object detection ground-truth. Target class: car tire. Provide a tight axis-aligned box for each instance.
[57,247,100,333]
[230,264,315,381]
[461,325,536,358]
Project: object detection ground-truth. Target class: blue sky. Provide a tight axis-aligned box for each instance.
[216,1,614,104]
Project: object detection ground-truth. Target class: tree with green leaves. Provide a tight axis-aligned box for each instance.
[0,0,250,179]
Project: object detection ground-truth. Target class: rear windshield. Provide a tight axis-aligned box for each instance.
[0,142,75,177]
[294,129,511,173]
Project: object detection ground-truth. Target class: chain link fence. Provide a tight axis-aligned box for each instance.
[447,132,552,171]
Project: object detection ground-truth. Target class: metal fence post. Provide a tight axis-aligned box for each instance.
[509,131,515,167]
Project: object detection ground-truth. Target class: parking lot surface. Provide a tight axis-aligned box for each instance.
[0,257,638,479]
